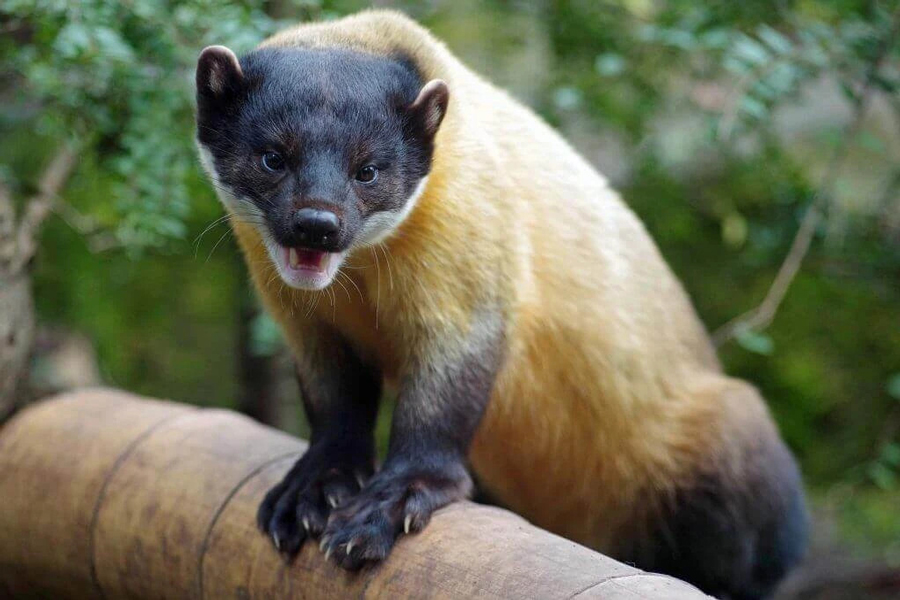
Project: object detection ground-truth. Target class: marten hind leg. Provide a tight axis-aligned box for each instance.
[620,380,808,600]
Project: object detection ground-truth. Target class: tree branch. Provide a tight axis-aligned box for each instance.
[51,199,122,253]
[10,145,78,274]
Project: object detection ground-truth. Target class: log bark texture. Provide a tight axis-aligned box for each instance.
[0,389,709,599]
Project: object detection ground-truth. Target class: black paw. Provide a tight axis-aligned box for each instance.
[320,461,472,570]
[257,445,373,559]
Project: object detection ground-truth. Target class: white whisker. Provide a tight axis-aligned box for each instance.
[205,229,233,263]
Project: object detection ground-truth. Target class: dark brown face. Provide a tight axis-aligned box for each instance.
[195,45,448,290]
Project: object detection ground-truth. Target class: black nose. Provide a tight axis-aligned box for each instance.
[292,207,340,249]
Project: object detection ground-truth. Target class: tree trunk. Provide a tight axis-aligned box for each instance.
[0,147,77,420]
[0,187,35,420]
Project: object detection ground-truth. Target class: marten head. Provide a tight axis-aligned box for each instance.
[195,45,448,290]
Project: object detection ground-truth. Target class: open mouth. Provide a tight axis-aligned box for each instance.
[285,247,328,273]
[273,245,345,290]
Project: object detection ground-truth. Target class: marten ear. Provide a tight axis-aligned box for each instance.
[407,79,449,140]
[196,45,243,108]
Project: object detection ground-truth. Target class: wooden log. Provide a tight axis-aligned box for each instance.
[0,389,709,599]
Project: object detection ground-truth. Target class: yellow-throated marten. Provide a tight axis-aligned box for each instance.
[195,10,807,598]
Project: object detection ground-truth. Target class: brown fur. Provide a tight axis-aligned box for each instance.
[229,10,787,553]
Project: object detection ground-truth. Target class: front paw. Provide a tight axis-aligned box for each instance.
[321,461,472,570]
[257,446,372,558]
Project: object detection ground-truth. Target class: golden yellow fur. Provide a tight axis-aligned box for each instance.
[231,10,784,551]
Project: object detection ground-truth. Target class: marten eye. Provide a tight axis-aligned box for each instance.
[355,165,378,184]
[261,151,285,172]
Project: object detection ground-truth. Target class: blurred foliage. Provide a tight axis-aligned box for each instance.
[531,0,900,485]
[2,0,899,562]
[1,0,290,250]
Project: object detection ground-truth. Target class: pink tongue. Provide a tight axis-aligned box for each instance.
[296,249,325,269]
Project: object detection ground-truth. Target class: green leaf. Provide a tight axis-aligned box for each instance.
[757,25,793,55]
[867,462,897,490]
[751,80,778,101]
[739,96,768,120]
[881,443,900,467]
[723,56,750,74]
[660,29,695,50]
[736,329,775,355]
[887,374,900,400]
[699,29,731,49]
[594,53,626,77]
[721,212,748,248]
[54,23,92,58]
[552,87,582,111]
[93,26,135,62]
[767,62,798,93]
[732,34,770,66]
